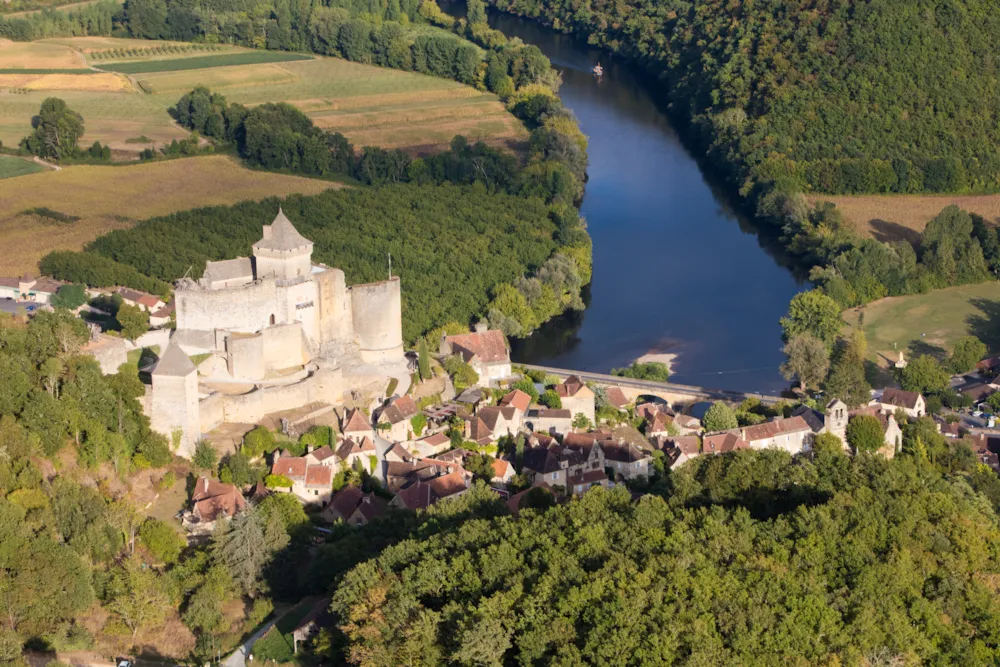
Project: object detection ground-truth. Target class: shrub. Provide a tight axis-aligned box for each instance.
[539,390,562,409]
[265,474,293,489]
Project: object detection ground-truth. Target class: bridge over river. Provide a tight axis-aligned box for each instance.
[521,364,786,406]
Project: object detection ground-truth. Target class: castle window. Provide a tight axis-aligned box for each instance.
[270,314,276,325]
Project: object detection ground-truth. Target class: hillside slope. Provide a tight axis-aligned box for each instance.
[491,0,1000,194]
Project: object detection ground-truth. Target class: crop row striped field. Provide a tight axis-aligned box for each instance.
[0,38,526,152]
[97,51,313,74]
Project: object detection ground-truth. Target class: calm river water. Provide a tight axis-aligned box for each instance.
[479,10,807,394]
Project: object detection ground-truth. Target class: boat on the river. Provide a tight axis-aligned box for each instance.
[593,63,603,77]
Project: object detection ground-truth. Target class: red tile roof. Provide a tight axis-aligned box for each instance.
[739,416,811,443]
[342,408,371,434]
[567,469,608,486]
[395,481,437,510]
[306,465,332,486]
[417,432,450,447]
[879,388,921,410]
[492,459,514,479]
[310,445,336,462]
[500,389,532,412]
[604,387,629,409]
[665,436,700,456]
[272,457,307,479]
[328,485,363,520]
[192,476,246,522]
[137,294,162,308]
[703,432,749,454]
[445,329,509,363]
[556,375,587,398]
[426,470,468,498]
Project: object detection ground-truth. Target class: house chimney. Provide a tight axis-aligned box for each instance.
[474,321,488,333]
[203,477,209,493]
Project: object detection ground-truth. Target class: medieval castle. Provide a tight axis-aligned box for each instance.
[148,209,407,457]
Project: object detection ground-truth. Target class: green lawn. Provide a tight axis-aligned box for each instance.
[0,156,46,179]
[844,281,1000,366]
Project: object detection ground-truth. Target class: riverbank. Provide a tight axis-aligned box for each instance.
[483,8,801,394]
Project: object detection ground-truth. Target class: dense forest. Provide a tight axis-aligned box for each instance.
[484,0,1000,196]
[324,440,1000,664]
[45,184,590,342]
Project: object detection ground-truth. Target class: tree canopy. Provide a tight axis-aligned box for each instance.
[327,450,1000,665]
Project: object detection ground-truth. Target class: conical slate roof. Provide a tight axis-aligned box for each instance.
[254,207,312,252]
[152,341,196,377]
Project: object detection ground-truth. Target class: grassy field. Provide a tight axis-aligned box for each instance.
[808,193,1000,244]
[0,155,338,276]
[0,37,525,152]
[843,282,1000,368]
[98,50,313,74]
[0,155,45,179]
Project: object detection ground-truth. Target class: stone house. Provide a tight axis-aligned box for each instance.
[117,287,165,313]
[567,469,611,495]
[661,435,701,469]
[673,414,702,435]
[0,275,63,304]
[305,445,337,468]
[522,433,606,491]
[526,408,573,436]
[390,469,469,510]
[341,408,373,442]
[322,485,388,526]
[870,388,925,418]
[603,387,631,412]
[336,437,377,471]
[410,432,451,458]
[184,476,246,533]
[792,398,849,444]
[270,456,333,504]
[148,303,175,328]
[440,326,511,385]
[492,458,516,485]
[555,375,595,425]
[467,406,521,444]
[737,416,813,454]
[377,395,419,442]
[645,411,673,439]
[703,432,749,455]
[601,440,652,479]
[499,388,532,414]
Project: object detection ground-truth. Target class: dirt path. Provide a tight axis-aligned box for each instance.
[32,155,61,171]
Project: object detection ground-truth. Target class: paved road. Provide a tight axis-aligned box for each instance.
[222,618,277,667]
[522,364,785,404]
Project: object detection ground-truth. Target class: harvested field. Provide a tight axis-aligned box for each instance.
[0,155,45,179]
[0,38,526,152]
[0,155,338,275]
[0,38,86,69]
[99,50,312,74]
[843,281,1000,368]
[137,62,301,94]
[0,71,130,91]
[4,0,122,17]
[808,193,1000,244]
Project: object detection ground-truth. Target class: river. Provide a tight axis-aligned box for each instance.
[472,9,807,394]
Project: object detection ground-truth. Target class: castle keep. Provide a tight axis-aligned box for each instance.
[149,210,406,456]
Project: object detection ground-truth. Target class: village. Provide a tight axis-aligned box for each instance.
[5,212,1000,543]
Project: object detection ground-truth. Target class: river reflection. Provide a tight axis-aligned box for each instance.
[456,7,808,393]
